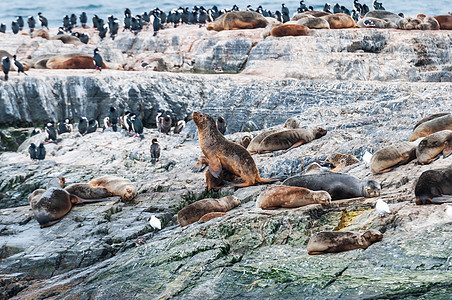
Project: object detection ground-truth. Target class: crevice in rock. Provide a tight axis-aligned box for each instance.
[321,265,349,289]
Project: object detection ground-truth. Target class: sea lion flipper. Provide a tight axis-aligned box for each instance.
[208,158,222,179]
[430,196,452,204]
[443,141,452,158]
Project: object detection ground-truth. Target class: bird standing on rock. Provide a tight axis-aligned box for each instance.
[216,116,227,135]
[45,122,58,143]
[78,117,88,135]
[80,12,88,28]
[131,115,144,139]
[13,55,27,76]
[0,23,6,33]
[1,56,10,81]
[149,215,162,230]
[150,138,160,164]
[37,143,46,160]
[11,21,19,34]
[38,12,48,29]
[27,16,36,33]
[17,16,24,30]
[86,120,98,134]
[93,48,103,71]
[376,199,391,217]
[28,143,37,160]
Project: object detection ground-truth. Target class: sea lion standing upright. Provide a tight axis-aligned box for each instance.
[415,168,452,205]
[416,130,452,164]
[193,112,283,187]
[370,140,422,174]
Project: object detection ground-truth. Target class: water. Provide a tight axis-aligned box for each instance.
[0,0,450,29]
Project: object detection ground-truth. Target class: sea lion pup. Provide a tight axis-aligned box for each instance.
[257,127,327,154]
[418,16,440,30]
[307,230,383,255]
[177,195,240,227]
[206,11,268,31]
[65,184,113,199]
[247,129,285,154]
[357,17,397,28]
[410,113,452,141]
[270,24,309,37]
[413,113,450,130]
[296,16,330,29]
[198,212,227,223]
[404,17,423,30]
[240,135,252,148]
[46,55,107,69]
[327,153,359,172]
[370,140,422,174]
[283,172,381,200]
[205,168,237,191]
[364,10,406,29]
[284,117,301,129]
[256,185,331,210]
[89,175,137,201]
[416,130,452,164]
[31,29,50,39]
[434,15,452,30]
[321,13,359,29]
[415,168,452,205]
[193,112,283,187]
[192,155,209,172]
[291,11,331,21]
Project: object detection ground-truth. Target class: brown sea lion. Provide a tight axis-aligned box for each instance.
[46,55,107,69]
[206,11,268,31]
[418,16,440,30]
[270,24,309,37]
[198,212,227,223]
[65,183,113,199]
[415,168,452,205]
[240,135,252,148]
[291,11,331,21]
[296,16,330,29]
[50,35,81,45]
[193,112,284,187]
[256,127,327,154]
[416,130,452,164]
[370,140,421,174]
[307,230,383,255]
[327,153,359,172]
[413,113,450,130]
[177,195,239,227]
[434,15,452,30]
[321,13,359,29]
[357,17,397,28]
[205,168,236,191]
[404,17,423,30]
[89,175,137,200]
[256,185,331,210]
[410,113,452,141]
[192,155,209,172]
[32,29,50,39]
[247,128,285,154]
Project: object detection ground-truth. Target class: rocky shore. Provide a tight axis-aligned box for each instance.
[0,25,451,299]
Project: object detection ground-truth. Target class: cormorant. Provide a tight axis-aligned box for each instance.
[13,55,27,76]
[93,48,103,71]
[1,56,10,81]
[38,12,48,29]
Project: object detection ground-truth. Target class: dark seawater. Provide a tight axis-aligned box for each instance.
[0,0,450,28]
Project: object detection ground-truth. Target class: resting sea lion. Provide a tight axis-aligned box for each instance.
[413,113,450,130]
[296,16,330,29]
[256,185,331,210]
[410,113,452,141]
[370,140,421,174]
[32,29,50,39]
[327,153,359,172]
[364,11,406,28]
[321,13,359,29]
[418,16,440,30]
[283,172,381,200]
[270,24,309,37]
[198,212,227,223]
[47,55,107,69]
[434,15,452,30]
[206,11,268,31]
[193,112,284,187]
[65,183,113,199]
[89,175,137,200]
[256,127,327,154]
[307,230,383,255]
[416,130,452,164]
[177,195,239,227]
[291,11,331,21]
[240,135,252,149]
[415,168,452,205]
[357,17,397,28]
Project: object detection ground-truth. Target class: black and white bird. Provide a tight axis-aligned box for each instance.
[86,120,98,134]
[17,16,24,30]
[45,122,58,143]
[93,48,103,71]
[0,23,6,33]
[131,115,144,139]
[11,21,19,34]
[38,12,48,29]
[13,55,27,76]
[323,3,332,14]
[28,143,37,160]
[27,16,36,33]
[108,106,119,132]
[216,116,227,135]
[1,56,10,81]
[372,0,385,10]
[78,117,88,135]
[173,120,185,134]
[57,119,72,134]
[37,143,46,160]
[363,18,376,28]
[80,12,88,28]
[150,138,160,164]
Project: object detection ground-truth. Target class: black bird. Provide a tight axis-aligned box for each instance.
[11,21,19,34]
[274,11,282,22]
[150,138,160,164]
[92,15,100,29]
[63,15,71,31]
[57,119,72,134]
[86,120,98,134]
[13,55,27,76]
[0,23,5,33]
[363,18,376,28]
[38,12,48,29]
[152,12,161,36]
[131,115,144,139]
[73,32,89,44]
[323,3,332,14]
[351,9,360,21]
[333,3,341,14]
[1,56,10,81]
[93,48,103,71]
[298,1,308,12]
[28,143,38,160]
[37,143,46,160]
[353,0,363,14]
[373,0,385,10]
[216,116,226,135]
[45,122,57,143]
[80,12,88,28]
[281,4,290,23]
[361,4,370,16]
[70,14,77,26]
[17,16,24,30]
[98,24,108,39]
[27,16,36,33]
[161,115,172,134]
[108,106,119,132]
[78,117,88,134]
[31,128,41,136]
[57,27,65,35]
[173,120,185,134]
[125,8,132,18]
[198,9,207,27]
[341,6,351,15]
[110,20,119,40]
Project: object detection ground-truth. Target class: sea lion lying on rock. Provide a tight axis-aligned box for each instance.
[307,230,383,255]
[416,130,452,164]
[291,11,331,21]
[418,16,440,30]
[410,113,452,141]
[256,185,331,210]
[207,11,268,31]
[370,140,421,174]
[47,55,108,69]
[358,17,397,28]
[270,24,309,37]
[296,16,330,29]
[177,195,240,227]
[89,175,137,200]
[65,183,113,199]
[434,15,452,30]
[321,13,359,29]
[415,168,452,205]
[364,10,407,29]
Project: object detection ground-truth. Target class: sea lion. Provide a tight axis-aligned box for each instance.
[240,135,252,149]
[205,168,236,191]
[307,230,383,255]
[327,153,359,172]
[256,185,331,210]
[418,16,440,30]
[415,168,452,205]
[47,177,66,188]
[321,13,359,29]
[283,172,381,200]
[291,11,331,21]
[410,113,452,141]
[434,15,452,30]
[177,195,240,227]
[416,130,452,164]
[370,140,421,174]
[193,112,283,187]
[256,127,327,154]
[404,17,423,30]
[413,113,450,130]
[284,117,301,129]
[89,175,137,201]
[198,212,227,223]
[51,35,82,45]
[46,55,107,69]
[247,128,285,154]
[65,183,113,199]
[296,16,330,29]
[207,11,268,31]
[192,155,209,172]
[357,17,397,28]
[270,24,309,37]
[31,29,50,39]
[364,11,406,28]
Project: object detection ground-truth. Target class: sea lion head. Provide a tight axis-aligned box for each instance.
[362,229,383,242]
[122,186,137,201]
[363,180,381,198]
[313,190,332,205]
[313,127,328,139]
[241,135,252,148]
[284,117,300,129]
[192,112,218,133]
